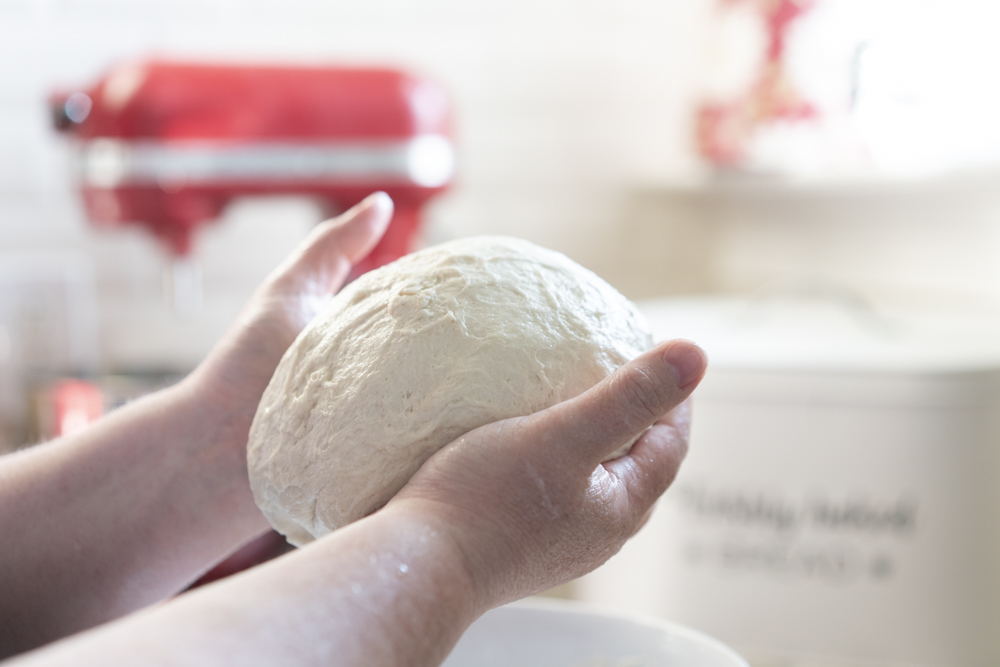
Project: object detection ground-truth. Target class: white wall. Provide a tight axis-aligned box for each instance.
[6,0,1000,388]
[0,0,712,372]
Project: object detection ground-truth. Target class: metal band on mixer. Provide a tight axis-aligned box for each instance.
[79,135,454,189]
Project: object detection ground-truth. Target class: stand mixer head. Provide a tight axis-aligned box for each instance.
[53,60,454,309]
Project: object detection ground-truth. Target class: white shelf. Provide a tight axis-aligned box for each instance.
[652,166,1000,201]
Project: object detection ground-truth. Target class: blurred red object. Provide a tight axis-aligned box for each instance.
[52,61,453,274]
[186,531,294,590]
[52,380,104,437]
[697,0,818,167]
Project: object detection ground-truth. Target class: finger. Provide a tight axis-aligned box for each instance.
[303,191,394,268]
[632,505,655,537]
[273,191,394,292]
[605,400,691,519]
[525,340,706,469]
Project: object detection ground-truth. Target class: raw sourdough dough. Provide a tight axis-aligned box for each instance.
[247,236,654,546]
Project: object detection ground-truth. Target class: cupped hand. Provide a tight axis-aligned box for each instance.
[391,339,707,610]
[190,192,393,445]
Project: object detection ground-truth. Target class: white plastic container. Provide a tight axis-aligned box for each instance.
[443,597,748,667]
[578,296,1000,667]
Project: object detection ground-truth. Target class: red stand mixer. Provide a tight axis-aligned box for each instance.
[53,60,454,282]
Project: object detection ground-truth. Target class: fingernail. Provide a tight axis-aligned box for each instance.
[663,341,707,389]
[361,191,393,213]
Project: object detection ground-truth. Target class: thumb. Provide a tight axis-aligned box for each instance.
[271,191,394,293]
[527,340,707,469]
[298,191,394,273]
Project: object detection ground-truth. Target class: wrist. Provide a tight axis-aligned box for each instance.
[184,347,267,455]
[379,498,500,615]
[186,303,300,450]
[372,501,487,614]
[278,502,485,665]
[166,374,270,535]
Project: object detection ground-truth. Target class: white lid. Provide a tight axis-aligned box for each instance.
[638,296,1000,374]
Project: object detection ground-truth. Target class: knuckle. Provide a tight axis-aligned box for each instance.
[616,366,672,425]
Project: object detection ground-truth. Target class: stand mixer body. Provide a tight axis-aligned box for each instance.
[54,61,454,276]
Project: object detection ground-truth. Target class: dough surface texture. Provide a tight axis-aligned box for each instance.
[248,236,653,546]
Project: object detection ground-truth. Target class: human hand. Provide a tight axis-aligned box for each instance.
[189,192,393,449]
[390,339,707,610]
[0,192,397,658]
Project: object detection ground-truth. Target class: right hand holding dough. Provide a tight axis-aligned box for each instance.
[389,339,707,610]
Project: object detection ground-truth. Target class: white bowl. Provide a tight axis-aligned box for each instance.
[443,598,749,667]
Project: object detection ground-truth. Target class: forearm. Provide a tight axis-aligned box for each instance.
[0,375,269,657]
[9,504,480,667]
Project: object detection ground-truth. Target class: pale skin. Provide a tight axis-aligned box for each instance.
[0,192,708,666]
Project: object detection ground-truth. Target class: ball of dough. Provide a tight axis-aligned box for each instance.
[247,236,653,546]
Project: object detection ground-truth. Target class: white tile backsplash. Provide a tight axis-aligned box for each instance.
[8,0,1000,377]
[0,0,711,371]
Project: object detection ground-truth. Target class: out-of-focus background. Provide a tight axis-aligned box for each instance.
[4,1,1000,665]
